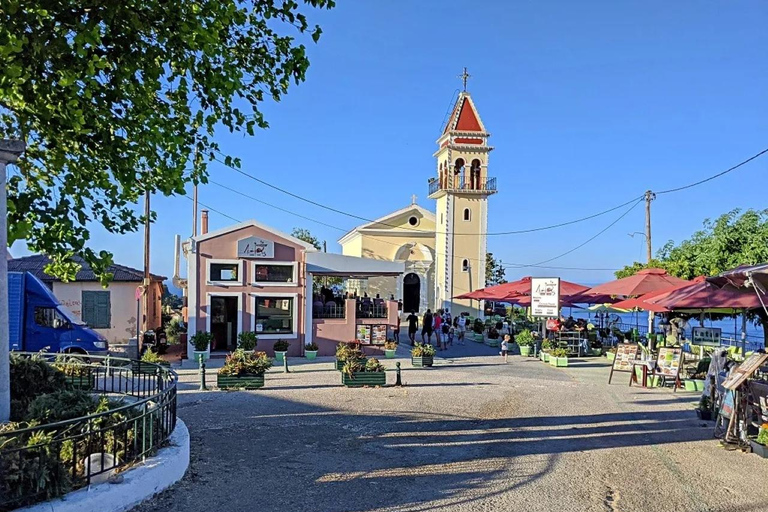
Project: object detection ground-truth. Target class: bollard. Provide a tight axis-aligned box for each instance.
[198,353,207,391]
[395,362,402,386]
[283,354,289,373]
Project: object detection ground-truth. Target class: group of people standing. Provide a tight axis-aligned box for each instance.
[404,309,469,350]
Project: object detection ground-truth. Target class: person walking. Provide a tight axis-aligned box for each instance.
[406,310,419,344]
[421,309,434,344]
[441,315,450,350]
[456,313,467,345]
[433,310,443,349]
[501,334,510,363]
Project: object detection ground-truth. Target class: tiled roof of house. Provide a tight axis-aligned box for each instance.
[7,254,166,283]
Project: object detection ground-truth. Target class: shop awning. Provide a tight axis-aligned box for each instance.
[306,252,405,277]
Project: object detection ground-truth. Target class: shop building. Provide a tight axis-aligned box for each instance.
[184,218,403,359]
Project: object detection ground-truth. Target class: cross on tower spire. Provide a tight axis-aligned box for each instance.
[458,67,471,92]
[411,194,417,205]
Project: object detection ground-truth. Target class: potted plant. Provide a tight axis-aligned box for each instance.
[695,395,714,421]
[411,342,436,367]
[516,329,534,357]
[750,423,768,458]
[54,355,94,390]
[273,339,290,362]
[540,339,552,362]
[589,336,603,356]
[606,346,617,363]
[684,371,706,392]
[335,342,366,371]
[305,341,319,360]
[549,347,569,367]
[485,327,500,347]
[384,340,397,359]
[217,350,273,389]
[189,331,213,362]
[341,357,386,387]
[132,348,170,374]
[238,331,258,351]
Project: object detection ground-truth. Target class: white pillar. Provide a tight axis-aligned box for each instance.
[0,140,26,422]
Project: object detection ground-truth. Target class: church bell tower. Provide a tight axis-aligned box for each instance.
[429,70,496,316]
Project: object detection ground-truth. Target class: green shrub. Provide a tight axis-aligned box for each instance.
[516,329,535,346]
[411,342,435,357]
[237,331,258,351]
[304,341,319,351]
[473,318,484,334]
[140,349,165,364]
[336,342,363,362]
[273,339,290,352]
[218,350,273,376]
[541,339,552,351]
[164,316,185,344]
[25,389,98,424]
[189,331,213,351]
[10,353,69,421]
[364,357,385,372]
[551,348,569,358]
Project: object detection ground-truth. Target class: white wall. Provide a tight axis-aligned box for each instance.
[52,282,139,343]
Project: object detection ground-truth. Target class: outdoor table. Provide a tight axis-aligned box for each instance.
[629,361,654,388]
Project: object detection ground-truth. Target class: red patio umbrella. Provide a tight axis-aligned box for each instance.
[646,277,764,311]
[457,276,589,301]
[586,268,689,297]
[454,288,489,300]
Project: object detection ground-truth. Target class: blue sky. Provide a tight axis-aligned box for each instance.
[11,0,768,288]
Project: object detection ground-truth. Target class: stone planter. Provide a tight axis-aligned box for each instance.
[336,357,367,371]
[684,379,705,392]
[193,350,210,362]
[342,371,386,388]
[305,350,318,360]
[384,349,396,359]
[549,356,568,367]
[274,351,287,362]
[217,373,265,390]
[751,440,768,458]
[606,351,616,362]
[64,374,94,390]
[412,356,434,367]
[472,333,485,343]
[520,345,532,357]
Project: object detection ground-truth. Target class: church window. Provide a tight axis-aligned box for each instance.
[440,214,443,225]
[408,216,419,227]
[461,259,469,272]
[463,208,471,221]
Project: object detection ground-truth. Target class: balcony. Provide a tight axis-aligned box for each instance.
[428,176,497,198]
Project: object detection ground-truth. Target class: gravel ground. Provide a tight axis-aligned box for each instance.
[132,343,768,512]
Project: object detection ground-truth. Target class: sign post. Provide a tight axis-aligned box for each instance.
[135,286,145,354]
[608,343,640,384]
[650,347,684,391]
[531,277,560,318]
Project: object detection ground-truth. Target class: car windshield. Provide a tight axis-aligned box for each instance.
[57,304,85,325]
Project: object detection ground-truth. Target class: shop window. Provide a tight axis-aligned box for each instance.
[208,260,242,283]
[462,259,469,272]
[254,296,294,334]
[253,263,296,284]
[82,290,111,328]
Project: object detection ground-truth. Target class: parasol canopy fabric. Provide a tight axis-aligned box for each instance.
[646,276,764,311]
[586,268,689,297]
[708,263,768,292]
[587,303,630,313]
[454,276,589,301]
[453,288,489,300]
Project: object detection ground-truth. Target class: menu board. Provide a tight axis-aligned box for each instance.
[656,347,683,377]
[356,325,371,344]
[371,325,387,345]
[613,343,640,372]
[722,352,768,390]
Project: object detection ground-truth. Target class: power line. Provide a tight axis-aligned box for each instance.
[184,195,241,223]
[656,147,768,195]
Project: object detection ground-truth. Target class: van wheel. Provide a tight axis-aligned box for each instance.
[65,348,90,364]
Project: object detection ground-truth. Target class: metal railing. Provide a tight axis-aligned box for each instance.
[428,176,497,195]
[0,353,178,511]
[356,303,388,319]
[313,305,346,319]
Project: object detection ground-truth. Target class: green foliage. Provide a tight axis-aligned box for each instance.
[291,227,322,250]
[335,342,363,362]
[273,339,290,352]
[140,349,165,364]
[341,357,384,377]
[25,389,97,424]
[551,348,569,358]
[541,339,552,351]
[161,285,183,309]
[485,252,507,287]
[237,331,258,351]
[516,329,535,346]
[217,350,273,376]
[411,342,436,357]
[384,340,397,350]
[0,1,335,284]
[10,353,69,421]
[757,424,768,446]
[52,355,93,377]
[304,342,318,351]
[473,318,485,334]
[364,358,385,373]
[164,316,184,344]
[189,331,213,351]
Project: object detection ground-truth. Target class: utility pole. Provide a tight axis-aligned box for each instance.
[0,140,26,423]
[645,190,656,347]
[142,189,151,352]
[192,184,198,237]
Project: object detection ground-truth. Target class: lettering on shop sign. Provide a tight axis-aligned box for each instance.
[531,277,560,318]
[237,236,274,259]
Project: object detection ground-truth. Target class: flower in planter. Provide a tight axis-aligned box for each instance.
[305,342,319,351]
[238,331,258,351]
[541,339,552,352]
[189,331,213,351]
[384,340,397,351]
[53,355,92,377]
[757,424,768,446]
[336,342,364,361]
[365,358,385,372]
[411,342,436,357]
[550,348,568,359]
[218,350,273,376]
[140,349,166,365]
[273,339,290,352]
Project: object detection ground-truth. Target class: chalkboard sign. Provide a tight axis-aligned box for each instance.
[608,343,640,384]
[651,347,684,391]
[722,352,768,391]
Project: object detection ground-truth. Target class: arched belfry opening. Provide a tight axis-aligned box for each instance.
[471,159,482,190]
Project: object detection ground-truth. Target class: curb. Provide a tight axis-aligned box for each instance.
[17,418,190,512]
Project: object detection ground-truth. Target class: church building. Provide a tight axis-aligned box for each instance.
[338,82,496,317]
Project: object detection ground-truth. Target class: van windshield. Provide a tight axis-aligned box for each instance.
[58,305,85,325]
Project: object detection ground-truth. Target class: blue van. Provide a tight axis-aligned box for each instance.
[8,271,109,355]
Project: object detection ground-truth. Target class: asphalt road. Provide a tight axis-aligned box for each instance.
[132,343,768,512]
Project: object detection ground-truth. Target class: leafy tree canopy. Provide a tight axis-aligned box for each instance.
[615,209,768,280]
[486,252,507,287]
[0,0,334,284]
[291,227,322,250]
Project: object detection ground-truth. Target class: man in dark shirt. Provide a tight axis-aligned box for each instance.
[406,310,419,343]
[422,309,434,344]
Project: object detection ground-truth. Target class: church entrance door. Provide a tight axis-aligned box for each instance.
[403,273,420,313]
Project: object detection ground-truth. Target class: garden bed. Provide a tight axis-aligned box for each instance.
[412,356,434,367]
[217,373,265,390]
[342,372,386,387]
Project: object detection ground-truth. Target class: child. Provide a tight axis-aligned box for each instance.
[500,334,510,363]
[441,318,450,350]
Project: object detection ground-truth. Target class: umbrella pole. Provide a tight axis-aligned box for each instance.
[742,310,747,356]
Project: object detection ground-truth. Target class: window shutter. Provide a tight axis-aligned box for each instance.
[82,291,111,328]
[82,291,96,327]
[95,291,111,328]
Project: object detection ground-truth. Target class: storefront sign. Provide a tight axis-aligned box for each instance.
[608,343,640,383]
[531,277,560,318]
[356,325,371,344]
[692,327,722,347]
[237,236,274,259]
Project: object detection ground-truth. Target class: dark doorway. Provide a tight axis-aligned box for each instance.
[210,296,238,351]
[403,273,420,313]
